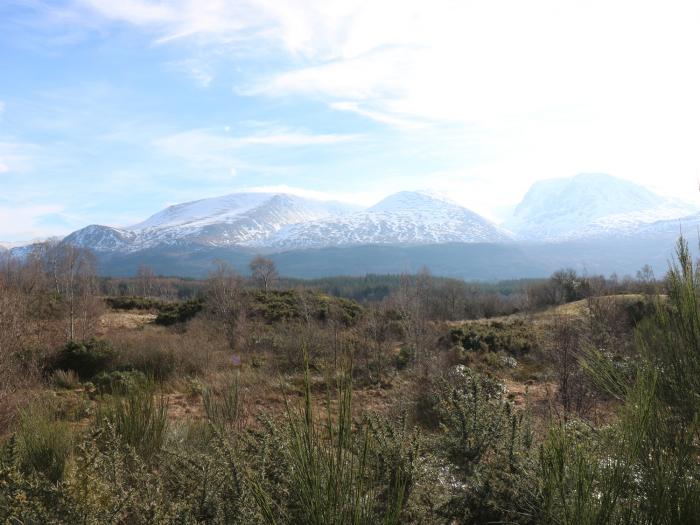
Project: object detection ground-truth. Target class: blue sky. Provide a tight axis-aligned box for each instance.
[1,0,700,241]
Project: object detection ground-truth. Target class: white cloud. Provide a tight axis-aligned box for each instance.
[0,140,39,174]
[153,127,364,169]
[71,1,700,200]
[0,204,68,241]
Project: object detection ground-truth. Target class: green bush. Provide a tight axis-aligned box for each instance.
[105,296,165,311]
[94,370,148,395]
[155,299,204,325]
[396,345,415,369]
[51,339,115,380]
[416,366,538,523]
[16,402,73,483]
[248,290,363,325]
[449,319,537,356]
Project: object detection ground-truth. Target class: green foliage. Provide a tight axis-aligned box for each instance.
[248,289,362,325]
[540,236,700,523]
[94,369,148,395]
[96,388,168,461]
[427,366,538,524]
[450,319,537,356]
[0,437,60,523]
[51,339,115,380]
[105,295,166,311]
[250,365,415,525]
[16,401,73,483]
[396,345,415,369]
[155,298,204,325]
[203,375,244,433]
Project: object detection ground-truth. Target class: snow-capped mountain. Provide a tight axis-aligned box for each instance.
[262,191,512,249]
[64,192,360,253]
[505,173,696,241]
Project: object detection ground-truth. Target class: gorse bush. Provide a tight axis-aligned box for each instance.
[428,366,538,524]
[51,339,115,380]
[203,375,245,432]
[155,299,204,325]
[94,369,148,395]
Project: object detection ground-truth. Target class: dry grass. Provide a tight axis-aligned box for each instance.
[97,311,158,335]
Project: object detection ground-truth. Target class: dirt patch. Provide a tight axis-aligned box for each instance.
[98,311,157,335]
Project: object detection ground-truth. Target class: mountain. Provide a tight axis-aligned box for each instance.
[8,179,699,279]
[505,173,696,241]
[264,191,512,249]
[65,192,359,253]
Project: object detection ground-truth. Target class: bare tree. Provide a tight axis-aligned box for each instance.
[207,261,247,352]
[249,255,278,292]
[390,270,434,368]
[636,264,658,295]
[46,243,100,341]
[137,264,156,297]
[549,316,594,417]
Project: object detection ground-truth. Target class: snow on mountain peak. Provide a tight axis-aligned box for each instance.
[261,191,512,249]
[505,173,696,241]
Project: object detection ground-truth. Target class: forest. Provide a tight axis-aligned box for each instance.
[0,239,698,524]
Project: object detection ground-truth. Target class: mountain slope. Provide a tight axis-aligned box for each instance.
[66,192,359,252]
[505,173,695,241]
[263,191,512,249]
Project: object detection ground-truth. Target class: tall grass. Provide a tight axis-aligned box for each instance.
[203,374,244,433]
[97,387,168,461]
[17,401,73,483]
[252,359,413,525]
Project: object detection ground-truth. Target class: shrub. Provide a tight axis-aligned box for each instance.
[16,402,73,483]
[155,299,204,326]
[51,339,115,380]
[105,296,164,311]
[250,366,415,524]
[450,320,537,356]
[50,369,80,389]
[96,389,168,461]
[414,366,538,523]
[123,345,176,381]
[396,345,415,370]
[94,370,148,395]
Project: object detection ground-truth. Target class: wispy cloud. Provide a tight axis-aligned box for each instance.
[0,140,39,174]
[153,127,364,169]
[0,204,67,241]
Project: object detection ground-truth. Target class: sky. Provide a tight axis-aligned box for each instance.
[1,0,700,242]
